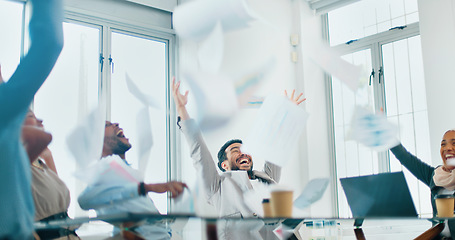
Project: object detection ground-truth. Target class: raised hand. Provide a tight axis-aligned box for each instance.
[171,77,190,120]
[284,89,306,105]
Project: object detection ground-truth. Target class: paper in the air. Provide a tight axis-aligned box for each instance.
[293,178,329,209]
[242,94,308,167]
[349,107,400,151]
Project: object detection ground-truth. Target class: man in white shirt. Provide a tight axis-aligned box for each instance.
[171,78,305,218]
[78,121,186,239]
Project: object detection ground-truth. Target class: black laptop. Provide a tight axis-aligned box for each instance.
[340,171,418,218]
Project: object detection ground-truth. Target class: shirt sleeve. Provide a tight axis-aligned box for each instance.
[78,182,139,210]
[179,119,222,200]
[390,143,435,187]
[0,0,63,124]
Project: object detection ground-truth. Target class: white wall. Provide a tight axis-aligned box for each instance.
[418,0,455,166]
[298,1,335,217]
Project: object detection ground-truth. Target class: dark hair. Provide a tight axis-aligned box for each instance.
[217,139,242,172]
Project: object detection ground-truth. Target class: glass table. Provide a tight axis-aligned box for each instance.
[34,214,439,239]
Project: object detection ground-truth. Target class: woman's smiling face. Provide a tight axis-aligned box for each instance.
[441,130,455,170]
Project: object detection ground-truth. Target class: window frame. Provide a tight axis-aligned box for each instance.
[12,2,180,214]
[65,10,179,213]
[324,17,422,217]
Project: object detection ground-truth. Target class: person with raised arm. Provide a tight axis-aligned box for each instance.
[0,0,63,238]
[172,77,306,218]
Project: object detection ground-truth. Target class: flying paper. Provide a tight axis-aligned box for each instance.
[66,101,106,167]
[306,41,363,92]
[74,155,142,185]
[125,73,160,108]
[173,0,257,40]
[235,57,276,107]
[172,187,195,215]
[136,107,153,175]
[349,107,399,151]
[293,178,329,209]
[125,73,157,173]
[197,22,224,74]
[243,94,309,167]
[182,71,239,131]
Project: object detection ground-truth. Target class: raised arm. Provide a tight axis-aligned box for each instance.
[172,78,222,200]
[0,0,63,122]
[39,148,58,174]
[390,143,435,186]
[21,126,52,163]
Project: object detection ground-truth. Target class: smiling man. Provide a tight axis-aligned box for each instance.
[172,78,305,218]
[78,121,186,239]
[217,139,277,184]
[102,121,132,160]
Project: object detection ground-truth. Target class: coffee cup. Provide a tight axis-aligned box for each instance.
[435,194,455,218]
[262,198,272,218]
[270,189,293,218]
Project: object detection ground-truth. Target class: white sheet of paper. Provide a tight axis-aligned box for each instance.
[136,107,153,175]
[234,57,276,107]
[172,188,195,215]
[242,94,309,167]
[183,71,239,131]
[66,101,106,168]
[197,22,224,74]
[293,178,330,209]
[74,155,143,185]
[349,107,400,151]
[306,41,363,92]
[173,0,257,40]
[125,73,160,108]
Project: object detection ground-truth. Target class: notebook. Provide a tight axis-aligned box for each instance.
[340,171,418,218]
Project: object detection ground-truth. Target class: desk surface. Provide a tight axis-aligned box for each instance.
[35,214,438,240]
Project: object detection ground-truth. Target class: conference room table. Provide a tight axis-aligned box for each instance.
[34,213,442,239]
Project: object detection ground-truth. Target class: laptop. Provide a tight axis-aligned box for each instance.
[340,171,418,218]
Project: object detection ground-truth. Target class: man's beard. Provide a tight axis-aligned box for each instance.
[106,136,132,155]
[113,141,132,155]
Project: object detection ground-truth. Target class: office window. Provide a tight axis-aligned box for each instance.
[34,21,101,217]
[110,31,168,213]
[22,7,174,216]
[0,0,23,80]
[384,36,432,217]
[328,0,419,46]
[332,49,378,218]
[327,0,431,217]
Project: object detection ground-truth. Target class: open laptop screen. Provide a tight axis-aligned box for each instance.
[340,171,418,218]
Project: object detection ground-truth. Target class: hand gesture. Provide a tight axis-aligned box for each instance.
[171,77,190,120]
[146,181,188,198]
[284,89,306,105]
[172,77,188,109]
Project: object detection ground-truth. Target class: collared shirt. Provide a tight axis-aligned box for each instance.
[78,156,170,239]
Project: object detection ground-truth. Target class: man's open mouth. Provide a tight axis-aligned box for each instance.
[236,154,251,166]
[239,159,249,165]
[117,129,125,138]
